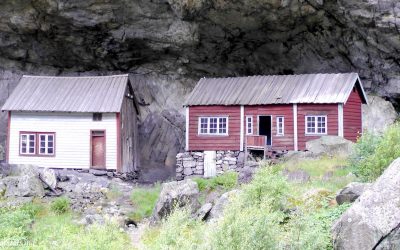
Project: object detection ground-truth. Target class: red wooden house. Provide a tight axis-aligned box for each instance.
[184,73,367,155]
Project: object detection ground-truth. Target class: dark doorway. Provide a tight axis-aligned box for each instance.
[259,116,272,146]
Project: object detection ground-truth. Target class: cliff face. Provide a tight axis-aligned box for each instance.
[0,0,399,169]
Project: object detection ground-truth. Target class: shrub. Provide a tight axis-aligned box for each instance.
[352,123,400,181]
[194,171,238,192]
[50,197,70,214]
[283,203,351,250]
[130,184,161,221]
[0,207,34,246]
[142,208,205,250]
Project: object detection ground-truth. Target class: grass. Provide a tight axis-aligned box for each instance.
[0,201,132,249]
[129,184,161,222]
[193,171,238,192]
[141,162,352,250]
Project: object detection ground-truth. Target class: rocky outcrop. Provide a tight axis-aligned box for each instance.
[283,169,311,184]
[363,95,398,134]
[335,182,371,205]
[152,179,200,221]
[0,0,399,178]
[306,136,354,157]
[332,158,400,250]
[208,189,240,220]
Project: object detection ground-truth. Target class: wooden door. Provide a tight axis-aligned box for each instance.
[91,131,105,169]
[204,151,216,178]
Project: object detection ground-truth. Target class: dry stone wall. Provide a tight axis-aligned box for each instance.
[176,151,244,180]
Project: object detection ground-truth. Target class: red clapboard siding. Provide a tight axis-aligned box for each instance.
[188,106,240,151]
[297,104,338,150]
[343,87,363,142]
[245,105,294,151]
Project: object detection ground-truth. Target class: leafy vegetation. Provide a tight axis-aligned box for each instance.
[0,202,132,249]
[130,184,161,222]
[142,163,352,250]
[351,123,400,181]
[50,197,70,214]
[193,171,238,192]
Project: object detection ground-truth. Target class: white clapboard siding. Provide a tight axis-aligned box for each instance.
[9,112,117,169]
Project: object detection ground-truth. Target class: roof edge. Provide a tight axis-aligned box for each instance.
[21,74,129,79]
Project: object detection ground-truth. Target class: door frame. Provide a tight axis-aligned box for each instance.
[257,115,273,146]
[90,129,106,169]
[203,150,217,178]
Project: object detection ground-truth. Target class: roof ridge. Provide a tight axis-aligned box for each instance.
[22,74,129,79]
[200,72,358,80]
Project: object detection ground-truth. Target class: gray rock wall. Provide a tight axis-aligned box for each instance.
[176,150,244,180]
[0,0,400,179]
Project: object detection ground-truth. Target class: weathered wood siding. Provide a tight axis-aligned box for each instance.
[343,87,363,142]
[120,86,139,172]
[245,105,294,150]
[8,112,117,169]
[188,106,240,151]
[297,104,338,150]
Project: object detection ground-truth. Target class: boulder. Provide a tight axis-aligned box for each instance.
[336,182,371,205]
[89,169,108,176]
[153,179,200,221]
[306,136,354,157]
[332,158,400,249]
[4,175,45,197]
[238,165,256,184]
[40,168,57,189]
[362,95,398,134]
[208,189,240,220]
[196,202,213,220]
[284,169,310,183]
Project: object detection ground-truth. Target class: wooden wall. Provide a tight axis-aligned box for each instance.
[188,105,241,151]
[297,104,338,150]
[245,105,294,150]
[120,85,139,173]
[343,87,363,142]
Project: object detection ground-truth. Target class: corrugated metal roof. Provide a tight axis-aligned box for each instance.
[185,73,368,106]
[1,74,130,112]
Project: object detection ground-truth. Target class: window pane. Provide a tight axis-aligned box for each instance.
[200,118,208,134]
[218,118,226,134]
[48,135,54,142]
[48,148,54,154]
[210,118,217,133]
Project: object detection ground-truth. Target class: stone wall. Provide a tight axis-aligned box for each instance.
[176,151,244,180]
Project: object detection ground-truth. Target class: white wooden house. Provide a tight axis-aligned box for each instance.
[1,75,140,173]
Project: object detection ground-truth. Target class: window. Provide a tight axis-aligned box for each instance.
[198,117,228,135]
[305,116,327,135]
[39,134,55,155]
[93,113,102,121]
[20,132,55,156]
[276,116,284,136]
[246,116,253,135]
[20,133,36,155]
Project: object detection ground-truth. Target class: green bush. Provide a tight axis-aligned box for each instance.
[130,184,161,221]
[351,123,400,181]
[0,207,34,246]
[50,197,70,214]
[194,171,238,192]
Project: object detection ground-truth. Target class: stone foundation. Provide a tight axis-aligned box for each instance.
[176,151,244,180]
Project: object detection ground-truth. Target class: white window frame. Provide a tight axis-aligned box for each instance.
[198,116,229,135]
[246,116,253,135]
[305,115,328,135]
[276,116,284,136]
[38,133,55,156]
[20,133,36,155]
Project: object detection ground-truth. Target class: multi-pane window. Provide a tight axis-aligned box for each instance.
[276,116,284,136]
[20,132,55,156]
[246,116,253,135]
[198,117,228,135]
[305,116,327,135]
[39,134,55,155]
[20,133,36,155]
